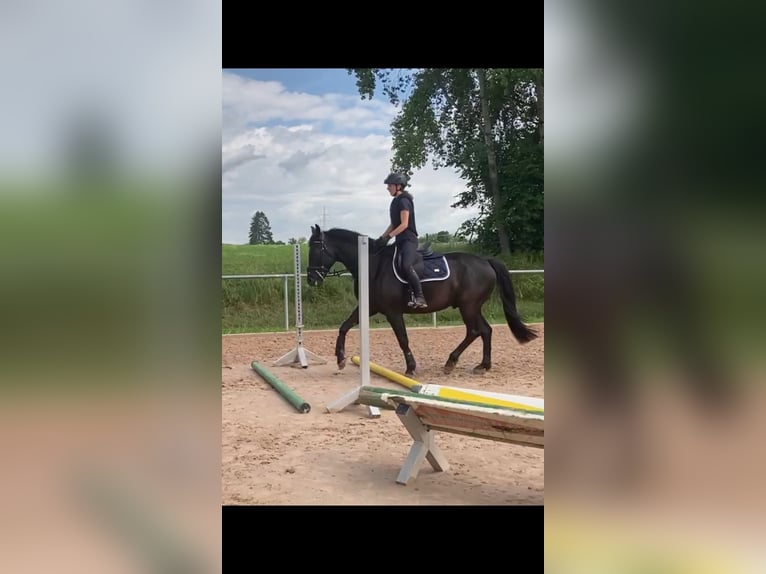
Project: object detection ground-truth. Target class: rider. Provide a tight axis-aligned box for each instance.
[375,172,428,309]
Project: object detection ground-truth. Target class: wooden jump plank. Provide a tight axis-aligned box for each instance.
[356,387,544,485]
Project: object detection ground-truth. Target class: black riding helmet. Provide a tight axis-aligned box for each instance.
[384,172,408,187]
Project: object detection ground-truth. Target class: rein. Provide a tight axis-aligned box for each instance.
[325,268,349,277]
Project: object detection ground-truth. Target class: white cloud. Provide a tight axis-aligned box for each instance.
[222,73,479,244]
[222,73,397,140]
[222,144,265,174]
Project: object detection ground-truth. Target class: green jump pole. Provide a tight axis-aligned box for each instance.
[251,361,311,414]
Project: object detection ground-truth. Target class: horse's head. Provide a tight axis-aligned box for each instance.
[307,224,336,286]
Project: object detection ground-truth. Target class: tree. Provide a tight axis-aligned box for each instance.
[248,211,274,245]
[347,68,543,255]
[435,230,451,243]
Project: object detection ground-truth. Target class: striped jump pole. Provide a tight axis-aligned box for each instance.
[350,356,543,414]
[350,356,419,390]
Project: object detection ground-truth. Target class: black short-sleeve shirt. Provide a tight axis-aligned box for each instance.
[389,194,418,242]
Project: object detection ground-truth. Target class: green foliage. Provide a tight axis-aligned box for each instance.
[347,68,543,255]
[248,210,274,245]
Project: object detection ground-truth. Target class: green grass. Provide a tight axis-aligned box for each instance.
[222,243,544,334]
[222,243,300,275]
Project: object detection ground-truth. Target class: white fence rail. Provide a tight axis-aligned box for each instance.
[222,270,544,331]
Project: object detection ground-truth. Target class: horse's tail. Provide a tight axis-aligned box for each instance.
[488,258,538,344]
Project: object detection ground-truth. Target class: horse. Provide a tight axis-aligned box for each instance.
[306,224,538,376]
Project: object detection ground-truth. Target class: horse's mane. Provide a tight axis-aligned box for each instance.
[325,228,361,244]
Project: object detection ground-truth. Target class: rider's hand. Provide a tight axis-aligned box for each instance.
[373,235,390,250]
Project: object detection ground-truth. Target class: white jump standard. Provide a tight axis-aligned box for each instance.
[274,243,326,368]
[325,235,380,418]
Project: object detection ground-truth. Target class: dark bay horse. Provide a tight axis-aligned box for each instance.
[306,225,537,376]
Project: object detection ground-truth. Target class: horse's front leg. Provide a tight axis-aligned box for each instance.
[336,304,378,369]
[335,306,360,370]
[385,313,417,376]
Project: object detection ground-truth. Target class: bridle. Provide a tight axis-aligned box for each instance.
[307,233,347,281]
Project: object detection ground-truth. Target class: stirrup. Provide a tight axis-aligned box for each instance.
[408,295,428,309]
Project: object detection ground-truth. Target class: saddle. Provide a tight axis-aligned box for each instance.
[417,242,434,258]
[392,243,450,285]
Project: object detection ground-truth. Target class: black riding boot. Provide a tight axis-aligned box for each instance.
[404,266,427,308]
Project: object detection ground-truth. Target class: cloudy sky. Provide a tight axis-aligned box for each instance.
[221,69,478,244]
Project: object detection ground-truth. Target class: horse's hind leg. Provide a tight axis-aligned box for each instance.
[443,305,481,374]
[385,312,417,376]
[472,314,493,374]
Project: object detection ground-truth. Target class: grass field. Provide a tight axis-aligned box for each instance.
[222,242,544,334]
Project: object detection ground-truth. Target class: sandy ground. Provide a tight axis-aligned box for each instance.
[222,323,544,505]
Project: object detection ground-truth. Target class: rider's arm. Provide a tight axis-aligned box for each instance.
[389,210,410,238]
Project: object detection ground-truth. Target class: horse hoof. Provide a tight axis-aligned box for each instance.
[406,370,415,377]
[338,358,346,370]
[472,366,488,375]
[443,365,454,375]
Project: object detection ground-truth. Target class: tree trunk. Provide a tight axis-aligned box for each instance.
[477,68,511,255]
[535,69,544,145]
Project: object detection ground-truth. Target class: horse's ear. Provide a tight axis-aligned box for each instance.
[311,224,317,235]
